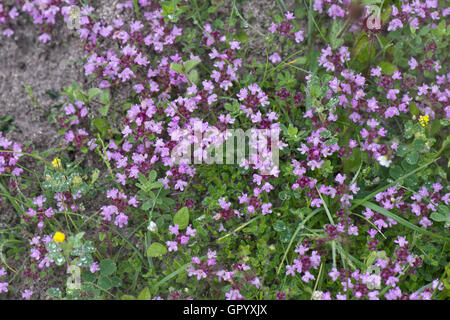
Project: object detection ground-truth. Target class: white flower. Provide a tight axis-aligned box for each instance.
[377,155,392,167]
[147,221,158,232]
[365,274,381,290]
[312,290,323,300]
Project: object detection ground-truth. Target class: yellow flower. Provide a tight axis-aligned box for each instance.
[73,175,82,185]
[418,114,429,127]
[53,232,66,243]
[51,158,62,168]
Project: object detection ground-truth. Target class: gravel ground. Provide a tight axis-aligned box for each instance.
[0,1,111,300]
[0,0,287,149]
[0,0,281,299]
[0,20,86,150]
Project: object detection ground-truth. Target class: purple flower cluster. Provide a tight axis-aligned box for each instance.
[187,250,261,300]
[0,132,24,178]
[99,188,139,229]
[0,267,8,294]
[24,196,55,229]
[286,241,322,282]
[0,0,75,41]
[29,235,54,269]
[268,11,305,43]
[166,223,196,252]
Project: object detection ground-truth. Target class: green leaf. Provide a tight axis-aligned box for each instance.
[320,129,331,138]
[149,181,164,189]
[273,220,287,232]
[293,56,307,65]
[81,269,96,282]
[353,34,370,58]
[53,253,65,266]
[396,145,409,157]
[92,118,110,136]
[174,206,189,229]
[188,70,199,84]
[329,19,345,49]
[326,97,339,108]
[100,259,116,276]
[141,200,152,211]
[132,0,141,20]
[99,104,110,117]
[279,191,291,201]
[184,59,200,73]
[155,260,193,288]
[46,241,59,253]
[361,0,382,4]
[111,276,122,287]
[98,276,113,290]
[389,166,403,180]
[325,138,338,146]
[412,139,425,152]
[276,208,321,274]
[280,229,292,243]
[433,20,446,37]
[138,287,151,300]
[430,206,449,226]
[170,63,183,74]
[380,5,392,24]
[430,211,446,222]
[147,242,167,257]
[99,89,110,105]
[138,173,147,185]
[46,287,62,299]
[208,6,218,13]
[287,125,298,137]
[404,175,418,187]
[378,61,397,75]
[148,170,157,183]
[88,88,102,101]
[409,102,420,116]
[405,151,419,165]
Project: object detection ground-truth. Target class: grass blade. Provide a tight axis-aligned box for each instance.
[363,201,449,242]
[350,158,439,211]
[276,207,322,274]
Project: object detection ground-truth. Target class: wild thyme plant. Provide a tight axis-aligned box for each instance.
[0,0,449,300]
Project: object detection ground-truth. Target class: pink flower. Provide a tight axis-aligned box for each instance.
[387,89,399,100]
[388,19,403,31]
[335,173,346,185]
[38,33,51,43]
[118,68,134,82]
[269,52,281,64]
[186,225,196,237]
[394,236,408,247]
[329,268,341,281]
[169,224,179,235]
[261,203,272,215]
[90,262,100,273]
[114,212,128,228]
[408,57,418,70]
[371,66,382,77]
[166,241,178,252]
[294,30,304,43]
[21,289,33,300]
[301,271,315,283]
